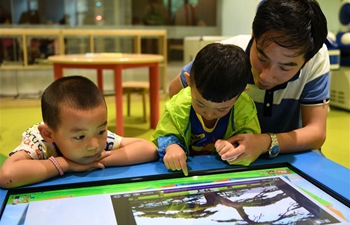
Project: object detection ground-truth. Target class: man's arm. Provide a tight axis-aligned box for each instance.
[169,61,194,98]
[277,103,328,153]
[168,73,183,98]
[222,104,328,165]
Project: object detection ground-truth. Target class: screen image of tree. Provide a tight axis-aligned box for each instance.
[111,177,346,225]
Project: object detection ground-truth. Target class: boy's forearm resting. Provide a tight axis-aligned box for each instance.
[0,138,158,188]
[101,139,158,167]
[0,152,69,189]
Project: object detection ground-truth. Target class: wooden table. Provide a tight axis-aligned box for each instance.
[48,53,164,136]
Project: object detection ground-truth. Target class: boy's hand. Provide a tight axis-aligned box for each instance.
[62,151,111,172]
[163,144,188,176]
[215,139,243,161]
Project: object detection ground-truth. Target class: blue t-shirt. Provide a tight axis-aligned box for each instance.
[189,107,230,155]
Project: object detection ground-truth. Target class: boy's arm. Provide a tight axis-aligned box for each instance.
[0,150,108,189]
[163,143,188,176]
[99,137,158,167]
[0,151,63,189]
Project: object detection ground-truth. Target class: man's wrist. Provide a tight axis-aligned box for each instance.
[261,133,272,155]
[267,133,280,158]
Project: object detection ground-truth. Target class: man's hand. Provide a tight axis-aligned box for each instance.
[218,134,268,166]
[163,144,188,176]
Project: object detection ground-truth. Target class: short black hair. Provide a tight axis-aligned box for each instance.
[41,76,106,130]
[190,43,250,103]
[253,0,327,62]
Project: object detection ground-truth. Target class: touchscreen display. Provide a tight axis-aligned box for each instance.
[1,165,349,225]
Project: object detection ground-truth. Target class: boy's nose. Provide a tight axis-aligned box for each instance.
[204,111,214,118]
[87,138,99,151]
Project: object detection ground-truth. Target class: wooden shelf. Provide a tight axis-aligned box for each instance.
[0,28,168,91]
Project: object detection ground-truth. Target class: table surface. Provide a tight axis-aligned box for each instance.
[1,151,349,205]
[48,53,164,64]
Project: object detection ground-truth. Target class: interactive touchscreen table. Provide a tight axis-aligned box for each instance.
[1,163,349,225]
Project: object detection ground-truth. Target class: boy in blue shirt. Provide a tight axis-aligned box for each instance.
[151,43,261,176]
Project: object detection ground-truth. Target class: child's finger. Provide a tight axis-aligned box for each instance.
[164,160,171,170]
[180,160,188,176]
[95,162,106,169]
[226,155,238,161]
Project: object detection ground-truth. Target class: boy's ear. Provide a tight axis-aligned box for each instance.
[184,72,191,86]
[38,123,54,143]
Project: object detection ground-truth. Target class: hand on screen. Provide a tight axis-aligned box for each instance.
[223,134,265,166]
[163,144,188,176]
[215,139,243,161]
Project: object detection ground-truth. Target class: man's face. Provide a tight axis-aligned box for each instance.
[51,103,108,165]
[250,37,305,90]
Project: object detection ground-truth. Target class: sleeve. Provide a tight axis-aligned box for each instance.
[151,99,190,161]
[105,130,123,150]
[229,93,261,137]
[9,123,54,160]
[157,135,188,162]
[300,44,330,105]
[179,61,194,87]
[151,104,185,147]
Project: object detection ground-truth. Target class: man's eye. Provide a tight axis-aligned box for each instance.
[98,130,106,135]
[258,56,267,62]
[74,135,85,140]
[280,67,291,72]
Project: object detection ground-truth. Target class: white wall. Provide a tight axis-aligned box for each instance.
[221,0,256,36]
[318,0,342,34]
[221,0,342,37]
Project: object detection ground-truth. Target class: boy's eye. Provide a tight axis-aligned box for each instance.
[74,135,85,140]
[196,102,205,107]
[98,130,106,135]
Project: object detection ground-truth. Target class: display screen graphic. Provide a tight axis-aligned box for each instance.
[0,164,349,225]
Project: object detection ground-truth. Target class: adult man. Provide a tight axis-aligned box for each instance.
[168,0,330,165]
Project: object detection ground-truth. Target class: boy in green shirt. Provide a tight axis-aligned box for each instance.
[152,43,261,176]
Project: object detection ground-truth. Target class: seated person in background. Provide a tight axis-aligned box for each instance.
[151,43,261,176]
[168,0,330,165]
[143,0,169,25]
[0,76,158,189]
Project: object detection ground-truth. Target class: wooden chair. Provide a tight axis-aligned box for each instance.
[122,81,149,122]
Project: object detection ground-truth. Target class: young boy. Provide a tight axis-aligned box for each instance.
[151,43,261,176]
[0,76,158,188]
